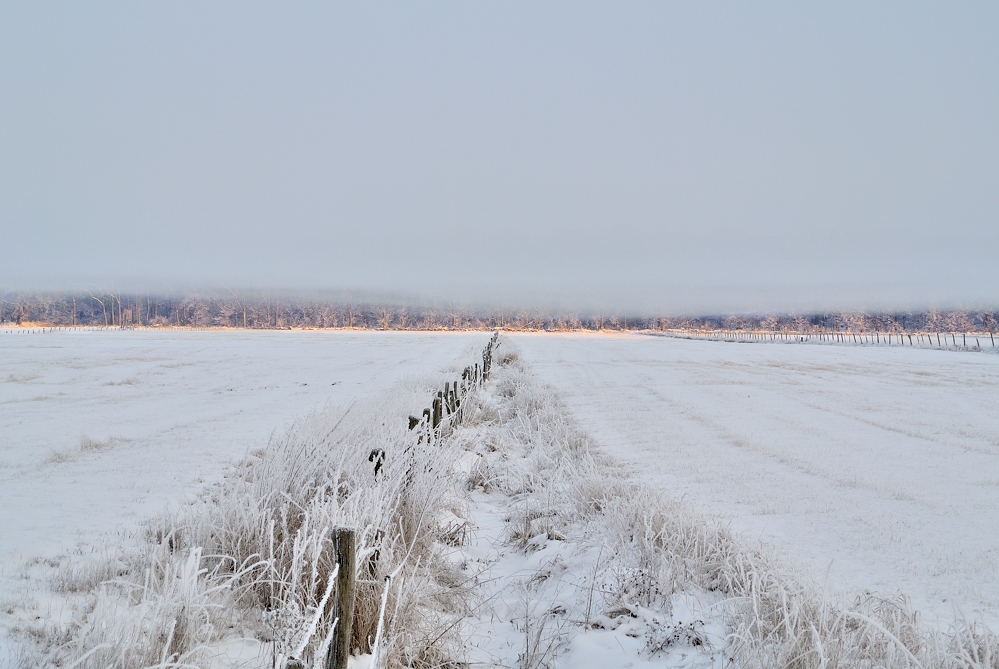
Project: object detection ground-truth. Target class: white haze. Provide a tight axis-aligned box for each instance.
[1,3,997,313]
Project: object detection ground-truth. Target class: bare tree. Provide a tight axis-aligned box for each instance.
[225,288,248,328]
[981,312,997,346]
[87,291,109,327]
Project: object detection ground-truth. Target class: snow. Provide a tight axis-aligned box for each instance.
[445,352,731,668]
[512,332,999,629]
[0,328,481,662]
[4,328,999,665]
[454,490,728,668]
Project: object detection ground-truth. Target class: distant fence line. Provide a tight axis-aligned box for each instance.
[2,325,181,333]
[656,328,997,351]
[357,332,499,484]
[3,326,997,353]
[406,331,498,447]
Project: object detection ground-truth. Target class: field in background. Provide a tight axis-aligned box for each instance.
[513,332,999,629]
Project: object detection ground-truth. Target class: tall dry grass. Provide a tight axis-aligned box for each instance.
[20,337,999,668]
[479,341,999,668]
[23,355,484,669]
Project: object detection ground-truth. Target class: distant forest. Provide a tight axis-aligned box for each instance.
[1,291,997,334]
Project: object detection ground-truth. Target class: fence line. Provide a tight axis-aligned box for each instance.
[314,333,499,669]
[4,325,994,354]
[0,324,269,334]
[402,331,498,449]
[653,328,996,351]
[1,326,115,334]
[1,324,152,334]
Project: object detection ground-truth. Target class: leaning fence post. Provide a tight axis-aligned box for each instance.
[327,527,356,669]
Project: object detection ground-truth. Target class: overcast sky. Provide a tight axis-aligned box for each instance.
[1,3,996,314]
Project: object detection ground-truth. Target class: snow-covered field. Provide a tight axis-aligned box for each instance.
[513,332,999,629]
[3,328,999,665]
[0,329,481,663]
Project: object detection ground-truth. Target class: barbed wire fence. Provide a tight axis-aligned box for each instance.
[652,328,996,352]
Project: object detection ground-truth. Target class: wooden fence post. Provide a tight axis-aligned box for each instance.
[327,527,356,669]
[368,449,385,477]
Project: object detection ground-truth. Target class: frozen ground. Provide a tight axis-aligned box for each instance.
[513,332,999,629]
[0,329,481,662]
[4,329,999,665]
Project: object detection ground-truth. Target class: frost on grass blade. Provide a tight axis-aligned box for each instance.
[18,342,494,669]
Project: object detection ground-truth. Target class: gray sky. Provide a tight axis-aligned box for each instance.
[1,3,996,314]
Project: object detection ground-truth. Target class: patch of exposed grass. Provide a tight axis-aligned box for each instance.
[43,435,130,464]
[103,377,140,386]
[6,373,41,383]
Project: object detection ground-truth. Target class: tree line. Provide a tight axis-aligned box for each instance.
[1,291,996,335]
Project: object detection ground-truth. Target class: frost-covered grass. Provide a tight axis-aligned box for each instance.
[457,340,999,668]
[16,350,488,669]
[0,329,486,663]
[11,333,999,668]
[512,332,999,630]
